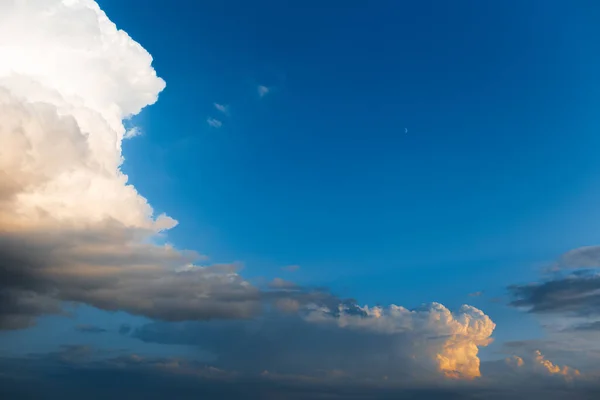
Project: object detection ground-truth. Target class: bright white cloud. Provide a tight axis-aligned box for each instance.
[0,0,256,328]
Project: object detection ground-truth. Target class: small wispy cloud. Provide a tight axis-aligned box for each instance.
[124,126,142,139]
[469,291,483,297]
[281,265,300,272]
[268,278,297,289]
[214,103,229,115]
[258,85,270,98]
[207,117,223,128]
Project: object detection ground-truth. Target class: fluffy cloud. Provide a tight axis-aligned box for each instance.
[0,0,257,329]
[532,350,580,378]
[305,302,495,379]
[504,351,580,380]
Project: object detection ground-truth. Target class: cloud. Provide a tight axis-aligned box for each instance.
[206,117,222,128]
[213,103,228,115]
[129,301,495,382]
[75,324,107,334]
[1,346,597,400]
[0,227,263,328]
[123,126,142,139]
[556,246,600,269]
[570,321,600,331]
[532,350,580,378]
[281,265,300,272]
[0,0,262,329]
[506,355,525,368]
[508,272,600,316]
[469,291,483,297]
[258,85,270,97]
[501,350,580,381]
[268,277,297,289]
[304,302,495,379]
[508,245,600,318]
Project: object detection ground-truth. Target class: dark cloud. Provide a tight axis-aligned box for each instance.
[571,321,600,331]
[130,315,419,379]
[0,347,598,400]
[75,324,107,334]
[508,273,600,316]
[0,225,265,329]
[0,222,349,330]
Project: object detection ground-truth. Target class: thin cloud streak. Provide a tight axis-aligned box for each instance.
[207,117,223,128]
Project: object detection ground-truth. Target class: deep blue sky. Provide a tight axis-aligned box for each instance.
[79,0,600,350]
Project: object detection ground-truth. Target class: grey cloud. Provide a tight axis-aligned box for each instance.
[130,315,426,380]
[0,225,263,329]
[557,246,600,269]
[0,222,344,330]
[0,289,62,330]
[508,273,600,316]
[1,346,599,400]
[571,321,600,331]
[129,302,495,382]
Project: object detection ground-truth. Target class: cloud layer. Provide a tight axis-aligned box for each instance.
[129,302,496,381]
[1,346,597,400]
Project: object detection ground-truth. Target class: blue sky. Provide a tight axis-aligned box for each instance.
[2,1,600,397]
[106,1,600,307]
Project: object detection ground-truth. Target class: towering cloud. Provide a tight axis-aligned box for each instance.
[0,0,258,329]
[305,302,495,379]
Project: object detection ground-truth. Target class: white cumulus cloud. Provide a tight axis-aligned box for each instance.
[0,0,257,328]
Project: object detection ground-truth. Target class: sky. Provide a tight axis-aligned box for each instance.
[1,1,600,399]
